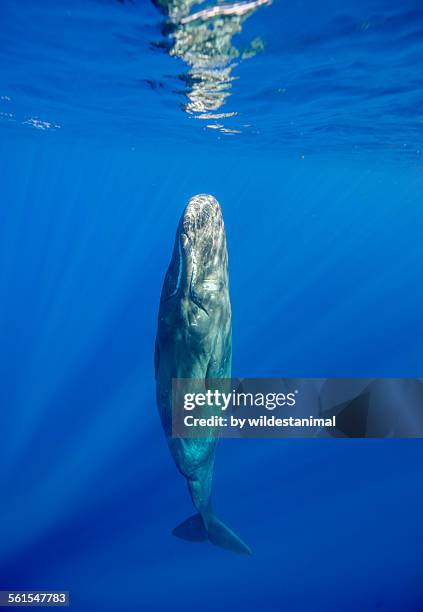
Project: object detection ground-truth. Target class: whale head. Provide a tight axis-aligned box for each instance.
[160,194,230,322]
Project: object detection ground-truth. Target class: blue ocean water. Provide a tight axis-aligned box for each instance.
[1,0,423,610]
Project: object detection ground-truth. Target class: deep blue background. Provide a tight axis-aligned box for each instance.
[1,0,423,610]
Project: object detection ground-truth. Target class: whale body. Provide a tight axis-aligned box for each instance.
[155,194,251,554]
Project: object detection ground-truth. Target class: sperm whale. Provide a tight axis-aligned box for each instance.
[155,194,251,554]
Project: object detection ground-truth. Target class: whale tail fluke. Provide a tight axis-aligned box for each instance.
[173,512,252,555]
[172,513,208,541]
[206,513,252,555]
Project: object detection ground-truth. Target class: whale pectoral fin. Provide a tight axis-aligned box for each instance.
[207,514,252,555]
[154,338,160,380]
[172,513,208,542]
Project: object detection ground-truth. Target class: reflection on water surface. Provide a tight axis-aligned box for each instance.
[153,0,271,131]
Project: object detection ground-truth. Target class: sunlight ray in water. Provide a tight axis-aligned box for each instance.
[153,0,271,132]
